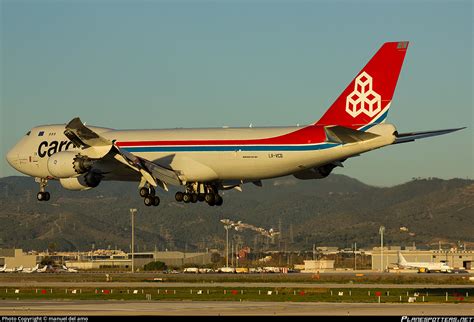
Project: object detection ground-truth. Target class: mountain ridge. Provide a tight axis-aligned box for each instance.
[0,175,472,252]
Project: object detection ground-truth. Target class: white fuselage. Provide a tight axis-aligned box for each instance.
[400,261,452,272]
[7,123,396,185]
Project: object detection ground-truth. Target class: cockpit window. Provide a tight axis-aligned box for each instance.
[26,131,31,136]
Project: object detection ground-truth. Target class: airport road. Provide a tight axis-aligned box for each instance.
[0,281,473,289]
[0,300,472,316]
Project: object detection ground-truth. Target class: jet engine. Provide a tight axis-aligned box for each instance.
[59,172,102,191]
[293,163,338,180]
[47,151,94,178]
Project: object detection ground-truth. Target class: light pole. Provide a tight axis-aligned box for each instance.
[354,242,357,271]
[379,226,385,272]
[224,224,231,267]
[130,208,137,273]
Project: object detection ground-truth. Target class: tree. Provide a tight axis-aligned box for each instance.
[143,261,167,271]
[41,256,54,266]
[211,252,221,264]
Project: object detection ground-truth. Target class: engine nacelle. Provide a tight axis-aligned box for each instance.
[59,172,102,191]
[293,163,337,180]
[47,151,94,178]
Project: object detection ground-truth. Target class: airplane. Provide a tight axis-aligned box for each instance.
[22,264,39,274]
[0,265,5,273]
[397,252,452,273]
[3,265,23,273]
[62,265,78,273]
[37,265,48,273]
[5,41,464,207]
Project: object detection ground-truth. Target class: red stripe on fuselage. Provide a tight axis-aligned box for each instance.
[115,125,327,147]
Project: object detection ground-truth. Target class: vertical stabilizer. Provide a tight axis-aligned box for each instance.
[397,251,408,265]
[316,42,409,130]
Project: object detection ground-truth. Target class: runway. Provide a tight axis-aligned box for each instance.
[0,300,472,316]
[1,281,473,289]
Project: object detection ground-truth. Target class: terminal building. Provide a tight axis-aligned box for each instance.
[65,250,213,270]
[371,246,474,271]
[0,249,37,268]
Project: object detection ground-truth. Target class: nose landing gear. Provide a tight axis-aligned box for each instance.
[36,178,50,202]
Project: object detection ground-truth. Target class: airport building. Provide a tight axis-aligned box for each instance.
[301,260,335,273]
[371,246,474,271]
[0,248,37,268]
[66,250,213,270]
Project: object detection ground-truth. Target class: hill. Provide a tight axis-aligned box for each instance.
[0,175,472,252]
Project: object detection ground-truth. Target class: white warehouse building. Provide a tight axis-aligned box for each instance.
[371,247,473,271]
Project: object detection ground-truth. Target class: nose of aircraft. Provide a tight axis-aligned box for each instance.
[6,146,18,167]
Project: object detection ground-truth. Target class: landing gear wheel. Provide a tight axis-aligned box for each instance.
[207,200,216,206]
[175,192,184,202]
[140,186,155,197]
[148,186,155,196]
[197,194,205,202]
[139,187,149,198]
[183,193,191,203]
[215,195,223,206]
[144,196,154,207]
[205,193,215,204]
[191,194,198,203]
[153,196,160,206]
[37,192,50,201]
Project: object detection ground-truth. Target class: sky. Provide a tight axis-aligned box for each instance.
[0,0,472,186]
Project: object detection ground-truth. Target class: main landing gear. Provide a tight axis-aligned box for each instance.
[174,184,223,207]
[139,186,160,207]
[36,178,50,201]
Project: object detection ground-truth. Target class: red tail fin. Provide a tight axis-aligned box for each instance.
[316,41,409,130]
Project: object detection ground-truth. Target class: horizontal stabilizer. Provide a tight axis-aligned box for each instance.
[324,125,379,144]
[394,127,466,144]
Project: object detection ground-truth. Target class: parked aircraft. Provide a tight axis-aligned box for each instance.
[37,265,48,273]
[397,252,452,273]
[0,265,5,273]
[22,264,39,273]
[3,265,23,273]
[6,41,464,207]
[62,265,78,273]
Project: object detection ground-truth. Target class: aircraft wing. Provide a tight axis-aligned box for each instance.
[394,128,465,144]
[112,144,182,188]
[64,117,113,158]
[64,117,182,189]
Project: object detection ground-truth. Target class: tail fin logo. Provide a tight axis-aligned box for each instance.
[345,71,381,118]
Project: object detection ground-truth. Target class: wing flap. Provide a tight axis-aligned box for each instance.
[113,145,182,187]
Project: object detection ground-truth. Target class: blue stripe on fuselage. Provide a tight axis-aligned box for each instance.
[358,109,389,132]
[122,143,340,153]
